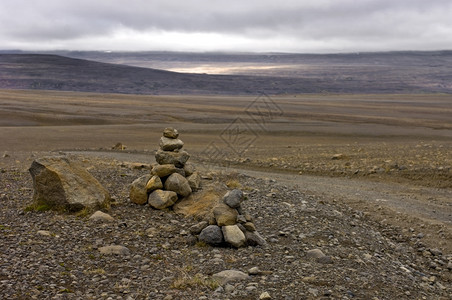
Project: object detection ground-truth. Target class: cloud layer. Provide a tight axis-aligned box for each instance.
[1,0,451,52]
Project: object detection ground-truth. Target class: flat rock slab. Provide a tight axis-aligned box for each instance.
[159,136,184,151]
[306,249,326,259]
[212,270,250,285]
[89,211,114,222]
[151,164,184,178]
[37,230,52,237]
[155,150,190,168]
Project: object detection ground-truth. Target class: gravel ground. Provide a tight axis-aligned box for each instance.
[1,152,451,299]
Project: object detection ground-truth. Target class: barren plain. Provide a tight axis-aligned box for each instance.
[1,88,451,299]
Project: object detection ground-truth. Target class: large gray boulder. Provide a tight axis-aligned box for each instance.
[129,174,152,205]
[148,189,178,209]
[155,150,190,168]
[29,156,110,211]
[164,173,192,197]
[159,136,184,151]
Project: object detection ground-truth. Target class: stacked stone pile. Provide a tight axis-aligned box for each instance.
[129,127,266,248]
[129,128,201,209]
[193,189,267,248]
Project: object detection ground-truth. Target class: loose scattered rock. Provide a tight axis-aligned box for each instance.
[306,249,326,259]
[244,230,268,247]
[260,291,272,299]
[37,230,52,236]
[212,270,250,285]
[89,210,114,222]
[2,148,451,299]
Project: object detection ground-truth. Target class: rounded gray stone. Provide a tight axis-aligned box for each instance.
[222,189,243,209]
[199,225,224,246]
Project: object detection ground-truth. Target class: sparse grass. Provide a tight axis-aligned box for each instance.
[171,272,219,291]
[0,225,11,230]
[225,254,238,263]
[58,262,71,271]
[24,202,53,212]
[150,254,164,261]
[226,178,242,189]
[75,207,91,218]
[195,241,208,248]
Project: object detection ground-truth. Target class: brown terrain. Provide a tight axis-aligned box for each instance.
[1,88,451,299]
[0,52,451,299]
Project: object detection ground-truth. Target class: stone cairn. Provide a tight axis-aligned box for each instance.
[129,127,266,248]
[129,127,200,209]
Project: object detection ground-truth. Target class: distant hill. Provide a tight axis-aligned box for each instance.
[1,52,451,95]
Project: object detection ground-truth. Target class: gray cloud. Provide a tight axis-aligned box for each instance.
[1,0,451,52]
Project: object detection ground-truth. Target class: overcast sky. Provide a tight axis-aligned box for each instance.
[1,0,451,53]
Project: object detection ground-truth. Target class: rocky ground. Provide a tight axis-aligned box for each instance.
[204,137,452,189]
[1,151,451,299]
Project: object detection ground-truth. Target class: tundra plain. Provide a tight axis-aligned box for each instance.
[1,80,451,298]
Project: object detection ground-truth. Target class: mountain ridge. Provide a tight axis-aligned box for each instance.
[1,53,451,95]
